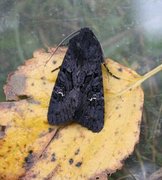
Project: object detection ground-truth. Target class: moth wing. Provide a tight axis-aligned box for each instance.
[75,67,104,132]
[48,51,77,125]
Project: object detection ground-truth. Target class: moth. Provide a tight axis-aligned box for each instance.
[48,27,109,132]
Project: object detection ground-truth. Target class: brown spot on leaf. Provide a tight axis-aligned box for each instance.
[32,174,37,178]
[51,153,56,162]
[53,60,56,64]
[28,150,33,154]
[24,150,34,170]
[0,125,6,139]
[18,95,29,100]
[48,127,54,132]
[40,76,46,80]
[118,68,123,72]
[69,158,74,165]
[27,108,33,113]
[75,162,82,167]
[114,131,119,135]
[115,106,119,110]
[74,148,80,155]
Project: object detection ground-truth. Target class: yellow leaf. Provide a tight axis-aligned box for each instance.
[0,48,161,179]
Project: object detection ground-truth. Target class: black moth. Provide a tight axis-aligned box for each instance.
[48,27,105,132]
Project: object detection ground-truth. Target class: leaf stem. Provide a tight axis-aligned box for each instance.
[117,64,162,96]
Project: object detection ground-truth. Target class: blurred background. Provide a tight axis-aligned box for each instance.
[0,0,162,179]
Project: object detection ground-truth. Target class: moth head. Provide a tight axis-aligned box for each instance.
[69,28,103,62]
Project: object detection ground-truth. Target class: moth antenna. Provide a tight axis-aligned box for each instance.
[44,29,81,66]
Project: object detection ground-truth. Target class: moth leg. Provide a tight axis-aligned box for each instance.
[103,63,120,79]
[51,66,61,72]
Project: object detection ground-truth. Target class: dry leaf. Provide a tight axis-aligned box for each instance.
[0,47,155,180]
